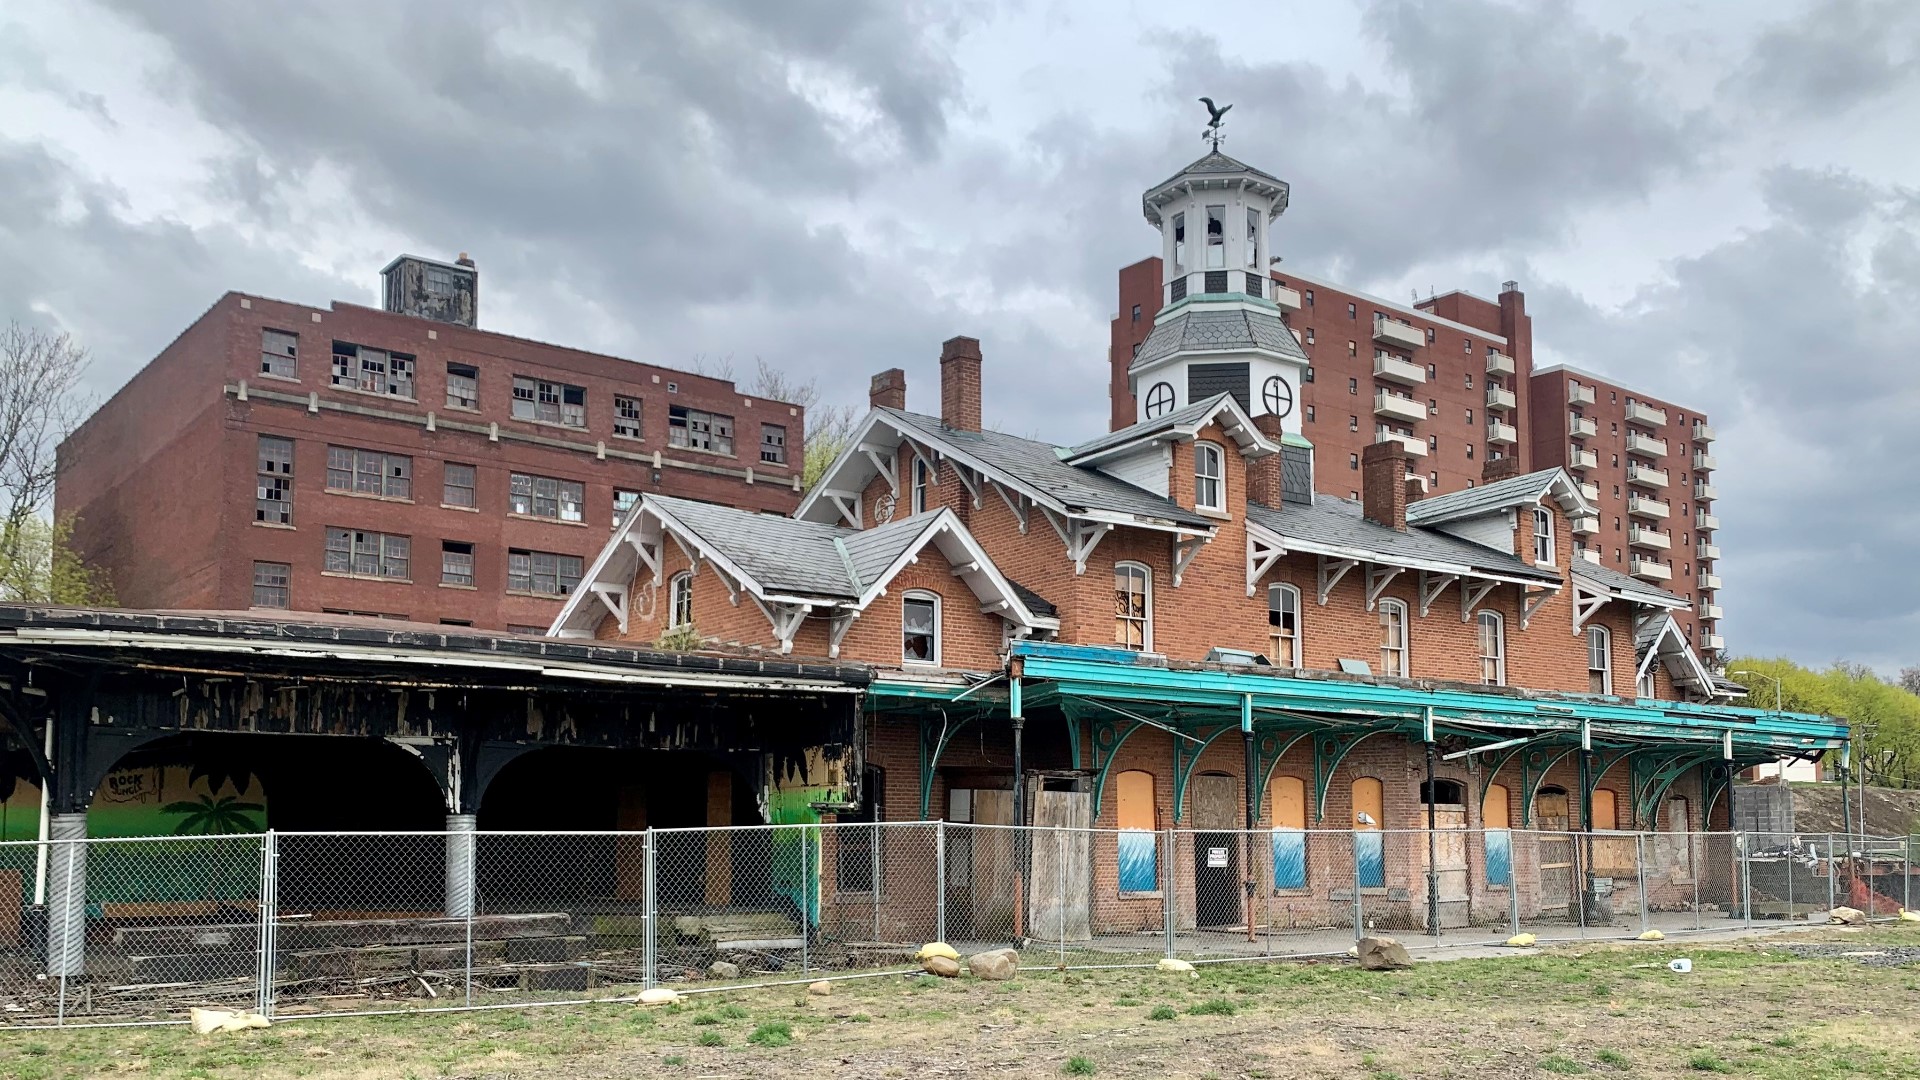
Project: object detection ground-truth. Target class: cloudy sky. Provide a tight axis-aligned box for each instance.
[2,0,1917,671]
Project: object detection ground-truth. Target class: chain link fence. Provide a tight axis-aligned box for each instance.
[0,824,1912,1027]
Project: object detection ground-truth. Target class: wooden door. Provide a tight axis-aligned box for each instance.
[954,788,1017,939]
[1535,787,1574,914]
[1190,773,1241,928]
[1027,786,1092,942]
[1420,804,1470,927]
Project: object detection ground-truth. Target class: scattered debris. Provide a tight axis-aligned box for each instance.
[1638,929,1666,941]
[1155,958,1197,977]
[1504,933,1538,947]
[1667,959,1692,973]
[915,942,960,962]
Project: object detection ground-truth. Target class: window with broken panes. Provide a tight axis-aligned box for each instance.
[440,540,475,586]
[613,395,642,439]
[324,527,410,580]
[507,549,582,596]
[331,341,415,399]
[252,561,290,608]
[256,435,293,524]
[325,446,412,499]
[511,375,586,427]
[260,330,298,379]
[669,405,733,454]
[508,472,584,523]
[760,423,786,465]
[446,363,478,410]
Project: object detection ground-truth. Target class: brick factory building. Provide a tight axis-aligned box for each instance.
[55,254,805,632]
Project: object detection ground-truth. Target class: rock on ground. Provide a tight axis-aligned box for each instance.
[1830,906,1867,926]
[1357,935,1413,971]
[967,948,1019,981]
[708,960,740,979]
[922,955,961,978]
[807,980,833,996]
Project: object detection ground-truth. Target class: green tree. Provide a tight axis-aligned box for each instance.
[1726,656,1920,788]
[0,513,115,604]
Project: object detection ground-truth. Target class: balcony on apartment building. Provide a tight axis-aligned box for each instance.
[1372,350,1425,385]
[1693,451,1717,471]
[1373,390,1428,424]
[1578,480,1601,502]
[1272,284,1302,312]
[1697,541,1721,560]
[1571,513,1599,535]
[1699,572,1723,590]
[1693,420,1715,443]
[1625,401,1668,427]
[1628,525,1671,551]
[1627,464,1670,488]
[1628,494,1671,519]
[1485,385,1517,411]
[1486,349,1515,377]
[1696,511,1720,531]
[1580,547,1602,564]
[1694,480,1717,500]
[1374,427,1427,457]
[1698,602,1724,620]
[1568,382,1596,406]
[1630,556,1673,582]
[1625,432,1669,456]
[1569,446,1599,470]
[1701,632,1725,651]
[1569,415,1599,439]
[1373,314,1426,351]
[1485,421,1519,446]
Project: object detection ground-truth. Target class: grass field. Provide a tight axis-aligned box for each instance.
[8,927,1920,1079]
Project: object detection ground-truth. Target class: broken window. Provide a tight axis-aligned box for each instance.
[509,472,584,522]
[614,395,643,439]
[331,341,415,399]
[1114,562,1151,651]
[669,405,734,455]
[511,375,587,428]
[1204,205,1226,268]
[261,330,298,379]
[510,549,583,596]
[324,528,410,580]
[256,435,293,525]
[902,592,939,664]
[446,363,479,410]
[760,423,786,465]
[613,489,639,528]
[252,561,290,608]
[440,541,475,586]
[326,446,412,499]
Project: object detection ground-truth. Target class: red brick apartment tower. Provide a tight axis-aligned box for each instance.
[55,255,804,632]
[1528,365,1720,653]
[1112,271,1532,500]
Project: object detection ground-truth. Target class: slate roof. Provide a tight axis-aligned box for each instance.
[1063,393,1254,462]
[1245,495,1558,583]
[1010,581,1057,618]
[1406,468,1582,527]
[1130,306,1307,372]
[648,494,868,598]
[1574,559,1687,608]
[879,409,1214,529]
[1147,150,1284,191]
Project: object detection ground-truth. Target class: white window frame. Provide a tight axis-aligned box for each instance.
[1478,610,1506,686]
[1194,441,1225,512]
[1379,598,1409,677]
[1637,667,1656,699]
[1588,625,1612,695]
[912,457,930,515]
[1115,562,1152,652]
[668,571,694,629]
[902,590,941,666]
[1532,505,1554,564]
[1267,583,1301,669]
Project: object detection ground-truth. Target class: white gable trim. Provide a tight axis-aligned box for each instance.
[849,507,1057,630]
[1064,393,1282,467]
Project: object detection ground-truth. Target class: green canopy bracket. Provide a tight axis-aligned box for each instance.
[1519,744,1581,827]
[1312,725,1394,823]
[917,711,975,819]
[1171,724,1236,824]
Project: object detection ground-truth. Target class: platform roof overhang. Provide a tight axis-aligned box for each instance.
[1007,641,1846,761]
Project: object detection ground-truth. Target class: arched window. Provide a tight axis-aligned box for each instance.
[1587,625,1612,694]
[1352,777,1384,888]
[1419,778,1466,806]
[1637,666,1655,699]
[1532,506,1554,564]
[1592,788,1619,830]
[1477,610,1505,686]
[1484,783,1512,885]
[1194,441,1225,511]
[1115,770,1158,894]
[911,457,930,515]
[1114,563,1152,651]
[668,571,693,630]
[1269,775,1307,889]
[1378,598,1409,677]
[902,591,940,665]
[1267,584,1301,669]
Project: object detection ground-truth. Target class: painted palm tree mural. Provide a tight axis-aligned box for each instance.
[163,793,266,835]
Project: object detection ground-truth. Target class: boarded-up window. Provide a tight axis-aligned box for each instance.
[1115,770,1157,894]
[1353,777,1384,888]
[1484,783,1512,885]
[1269,776,1307,890]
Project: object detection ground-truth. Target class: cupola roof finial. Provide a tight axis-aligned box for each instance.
[1199,97,1232,150]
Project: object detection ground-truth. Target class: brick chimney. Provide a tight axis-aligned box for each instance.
[1245,414,1288,507]
[870,368,906,411]
[939,336,982,432]
[1482,454,1526,484]
[1404,476,1427,504]
[1361,441,1409,531]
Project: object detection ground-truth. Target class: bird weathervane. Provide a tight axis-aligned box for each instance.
[1199,97,1232,149]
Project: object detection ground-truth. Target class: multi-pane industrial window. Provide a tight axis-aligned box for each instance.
[326,446,412,499]
[613,489,639,528]
[255,435,293,524]
[1194,441,1224,511]
[324,528,410,580]
[260,330,298,379]
[1587,626,1612,694]
[509,473,584,522]
[331,342,415,398]
[902,592,939,665]
[1478,611,1506,685]
[668,571,694,628]
[669,405,733,454]
[613,396,642,439]
[1378,598,1408,677]
[1114,562,1151,651]
[443,462,476,508]
[252,561,290,608]
[511,376,586,427]
[760,424,787,465]
[446,363,478,410]
[508,549,582,596]
[1267,584,1300,668]
[440,541,474,586]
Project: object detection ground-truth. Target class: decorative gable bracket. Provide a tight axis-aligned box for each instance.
[991,481,1030,534]
[1572,584,1609,635]
[859,443,900,498]
[828,611,859,659]
[625,533,662,586]
[1518,584,1555,631]
[1417,572,1458,618]
[1171,534,1210,587]
[751,595,814,654]
[1316,556,1357,606]
[1364,564,1404,612]
[1246,533,1286,596]
[1459,579,1499,622]
[588,584,628,634]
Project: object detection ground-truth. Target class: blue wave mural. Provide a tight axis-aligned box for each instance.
[1271,828,1306,889]
[1356,831,1384,889]
[1118,829,1157,893]
[1485,828,1512,886]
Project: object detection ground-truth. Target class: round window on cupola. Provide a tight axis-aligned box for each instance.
[1144,382,1175,418]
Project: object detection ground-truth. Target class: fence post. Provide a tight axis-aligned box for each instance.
[1827,832,1837,915]
[1906,834,1913,914]
[1691,832,1700,932]
[1785,832,1795,923]
[1507,834,1519,939]
[1635,831,1649,937]
[1162,826,1175,959]
[463,827,477,1008]
[1057,826,1067,970]
[642,828,657,991]
[799,825,811,977]
[1351,829,1363,943]
[257,830,278,1018]
[935,820,948,945]
[870,820,882,944]
[1740,833,1753,930]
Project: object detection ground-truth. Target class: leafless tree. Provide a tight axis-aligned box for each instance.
[0,322,94,586]
[1901,665,1920,698]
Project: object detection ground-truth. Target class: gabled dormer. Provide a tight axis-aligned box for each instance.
[1060,393,1281,517]
[1406,463,1592,572]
